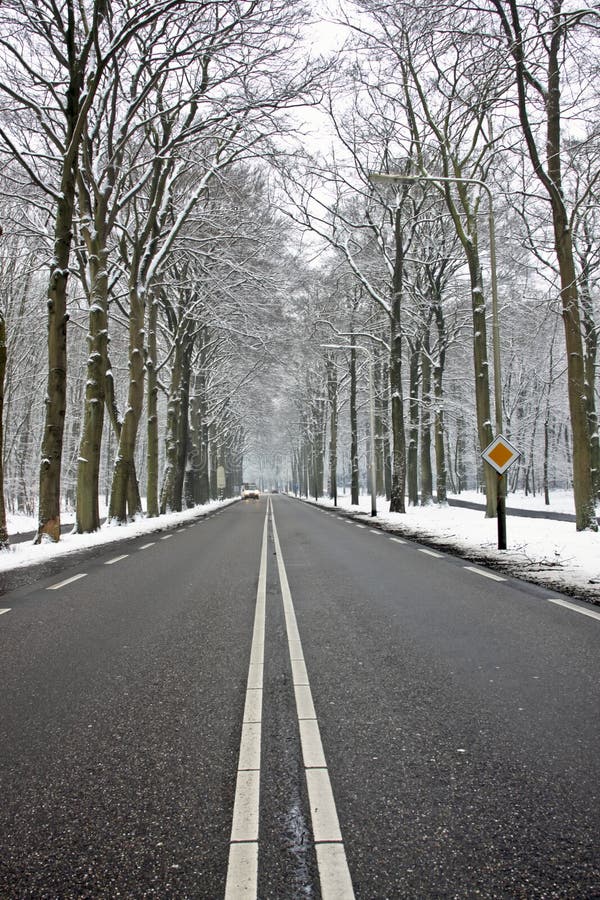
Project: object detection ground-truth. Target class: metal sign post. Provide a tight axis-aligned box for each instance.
[481,435,521,550]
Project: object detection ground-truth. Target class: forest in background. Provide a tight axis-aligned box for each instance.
[0,0,598,548]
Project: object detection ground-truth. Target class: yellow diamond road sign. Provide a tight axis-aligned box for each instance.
[481,434,521,475]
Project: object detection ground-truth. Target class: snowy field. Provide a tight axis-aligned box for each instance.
[304,490,600,606]
[1,491,599,606]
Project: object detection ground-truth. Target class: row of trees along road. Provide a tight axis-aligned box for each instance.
[275,0,599,532]
[0,0,598,548]
[0,0,323,546]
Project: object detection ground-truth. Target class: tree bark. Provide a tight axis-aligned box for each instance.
[374,357,385,495]
[465,247,496,516]
[146,294,159,517]
[75,227,108,533]
[389,208,406,513]
[161,339,191,513]
[350,339,359,505]
[407,337,420,505]
[326,357,338,504]
[36,189,75,542]
[108,282,145,523]
[580,275,599,499]
[433,304,447,504]
[420,329,433,504]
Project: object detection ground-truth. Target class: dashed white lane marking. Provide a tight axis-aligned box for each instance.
[464,566,505,582]
[0,608,10,615]
[305,768,343,841]
[354,524,366,529]
[389,537,405,544]
[316,844,356,898]
[419,548,443,559]
[547,597,600,621]
[271,503,355,899]
[105,554,129,565]
[225,843,257,898]
[160,534,173,540]
[299,719,327,768]
[224,504,268,899]
[139,542,155,550]
[47,573,87,590]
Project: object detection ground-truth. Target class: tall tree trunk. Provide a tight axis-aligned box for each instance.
[108,283,145,523]
[160,348,183,513]
[389,208,406,513]
[580,273,599,500]
[326,357,338,505]
[174,349,191,509]
[36,29,85,542]
[199,386,210,504]
[420,330,433,505]
[36,188,75,542]
[75,235,108,533]
[433,304,447,504]
[407,338,420,505]
[350,339,359,505]
[187,380,202,506]
[465,248,496,516]
[146,293,159,517]
[374,357,385,495]
[209,422,218,500]
[382,360,392,501]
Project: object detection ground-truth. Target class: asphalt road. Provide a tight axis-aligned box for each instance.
[0,496,598,898]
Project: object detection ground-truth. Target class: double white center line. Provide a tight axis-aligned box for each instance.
[225,500,354,899]
[225,508,268,897]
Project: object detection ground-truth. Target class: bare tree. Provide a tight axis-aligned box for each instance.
[485,0,598,530]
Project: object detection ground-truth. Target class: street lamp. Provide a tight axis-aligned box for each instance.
[322,343,377,518]
[369,172,507,548]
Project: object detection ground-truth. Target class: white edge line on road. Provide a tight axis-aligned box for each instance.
[0,608,10,615]
[464,566,505,582]
[160,534,173,540]
[547,597,600,621]
[47,573,87,591]
[419,548,443,559]
[270,504,355,899]
[389,537,405,544]
[224,501,269,899]
[105,554,129,565]
[139,542,155,550]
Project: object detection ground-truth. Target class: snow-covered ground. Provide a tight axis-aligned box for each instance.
[303,490,600,606]
[457,488,577,514]
[2,491,599,606]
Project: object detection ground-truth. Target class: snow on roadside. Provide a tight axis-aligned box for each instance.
[3,491,599,606]
[447,488,577,514]
[307,492,600,606]
[0,499,235,572]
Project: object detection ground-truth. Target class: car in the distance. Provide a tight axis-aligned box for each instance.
[241,482,260,500]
